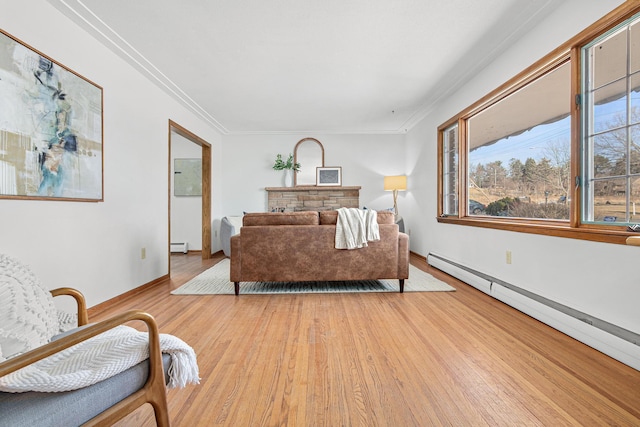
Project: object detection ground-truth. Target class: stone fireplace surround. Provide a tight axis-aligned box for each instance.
[265,186,361,212]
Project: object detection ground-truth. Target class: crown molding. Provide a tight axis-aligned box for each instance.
[48,0,230,134]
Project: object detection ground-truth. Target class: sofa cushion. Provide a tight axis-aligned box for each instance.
[376,211,395,224]
[319,210,395,225]
[243,211,319,226]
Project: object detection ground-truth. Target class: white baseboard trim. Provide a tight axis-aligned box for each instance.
[427,252,640,371]
[427,253,492,293]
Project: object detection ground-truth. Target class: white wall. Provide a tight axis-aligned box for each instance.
[220,133,406,216]
[406,0,639,345]
[170,133,202,251]
[0,0,223,307]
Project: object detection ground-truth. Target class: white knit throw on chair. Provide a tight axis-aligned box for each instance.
[0,325,200,393]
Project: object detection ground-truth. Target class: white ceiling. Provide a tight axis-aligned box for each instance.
[48,0,565,135]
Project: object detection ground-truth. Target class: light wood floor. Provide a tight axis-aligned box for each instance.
[94,253,640,426]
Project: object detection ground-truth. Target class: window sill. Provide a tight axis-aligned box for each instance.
[627,236,640,246]
[436,215,634,245]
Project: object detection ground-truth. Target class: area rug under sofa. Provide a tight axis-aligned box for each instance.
[171,259,455,295]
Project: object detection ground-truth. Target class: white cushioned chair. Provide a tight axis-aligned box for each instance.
[220,215,243,257]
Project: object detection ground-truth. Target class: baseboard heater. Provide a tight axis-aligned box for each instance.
[427,252,640,370]
[170,242,188,253]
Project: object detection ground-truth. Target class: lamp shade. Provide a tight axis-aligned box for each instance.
[384,175,407,191]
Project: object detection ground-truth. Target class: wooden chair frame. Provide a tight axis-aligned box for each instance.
[0,288,170,426]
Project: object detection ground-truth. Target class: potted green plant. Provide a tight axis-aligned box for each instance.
[273,153,300,187]
[272,153,300,172]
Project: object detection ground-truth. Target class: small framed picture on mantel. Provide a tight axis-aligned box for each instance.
[316,166,342,186]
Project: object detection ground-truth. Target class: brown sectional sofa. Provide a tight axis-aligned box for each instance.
[229,210,409,295]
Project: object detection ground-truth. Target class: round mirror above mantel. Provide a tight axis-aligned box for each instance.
[294,138,324,186]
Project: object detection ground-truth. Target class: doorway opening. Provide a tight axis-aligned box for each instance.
[168,120,211,270]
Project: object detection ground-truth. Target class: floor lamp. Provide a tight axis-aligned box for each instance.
[384,175,407,217]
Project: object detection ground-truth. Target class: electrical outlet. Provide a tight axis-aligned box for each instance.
[506,250,512,264]
[141,247,146,259]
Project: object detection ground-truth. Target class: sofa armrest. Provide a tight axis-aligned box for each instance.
[398,232,409,279]
[230,234,241,282]
[50,287,89,326]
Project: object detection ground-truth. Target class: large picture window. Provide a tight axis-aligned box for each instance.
[467,61,571,220]
[437,3,640,245]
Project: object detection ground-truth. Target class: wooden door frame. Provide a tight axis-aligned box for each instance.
[168,120,212,266]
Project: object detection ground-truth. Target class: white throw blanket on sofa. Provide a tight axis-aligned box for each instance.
[335,208,380,249]
[0,325,200,393]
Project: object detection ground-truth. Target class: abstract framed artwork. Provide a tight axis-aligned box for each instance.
[0,29,103,201]
[316,166,342,186]
[174,158,202,196]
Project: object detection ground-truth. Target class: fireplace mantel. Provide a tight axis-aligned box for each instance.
[265,186,361,212]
